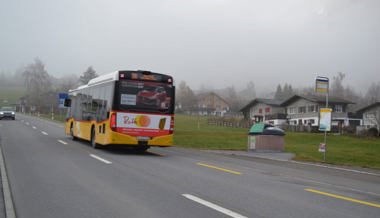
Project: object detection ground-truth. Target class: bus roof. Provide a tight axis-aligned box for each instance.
[88,71,119,86]
[69,70,172,93]
[69,71,119,93]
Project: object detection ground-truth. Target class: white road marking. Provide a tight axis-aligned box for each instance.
[182,194,248,218]
[41,131,48,135]
[90,154,112,164]
[58,140,67,145]
[32,126,37,129]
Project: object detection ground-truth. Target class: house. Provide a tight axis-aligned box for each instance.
[239,98,287,125]
[281,94,355,127]
[356,102,380,130]
[196,92,230,116]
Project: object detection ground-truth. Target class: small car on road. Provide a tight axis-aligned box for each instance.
[0,106,16,120]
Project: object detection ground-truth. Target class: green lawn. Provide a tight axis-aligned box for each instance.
[285,133,380,169]
[0,86,26,107]
[174,115,380,169]
[174,115,247,150]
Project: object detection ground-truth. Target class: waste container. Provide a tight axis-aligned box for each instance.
[248,123,285,152]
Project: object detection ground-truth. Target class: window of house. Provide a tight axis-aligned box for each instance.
[265,107,270,113]
[259,108,263,114]
[308,105,316,112]
[298,106,306,113]
[288,107,296,114]
[335,105,343,113]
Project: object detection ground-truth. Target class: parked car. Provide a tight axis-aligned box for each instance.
[0,106,16,120]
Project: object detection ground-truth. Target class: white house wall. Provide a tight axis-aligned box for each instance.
[363,106,380,127]
[286,98,349,126]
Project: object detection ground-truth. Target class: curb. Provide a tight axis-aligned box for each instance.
[0,137,16,218]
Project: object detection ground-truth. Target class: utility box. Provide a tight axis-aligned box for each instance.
[248,123,285,152]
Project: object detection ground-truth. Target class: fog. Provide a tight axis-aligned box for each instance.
[1,0,379,93]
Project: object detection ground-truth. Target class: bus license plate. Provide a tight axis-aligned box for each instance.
[137,136,150,141]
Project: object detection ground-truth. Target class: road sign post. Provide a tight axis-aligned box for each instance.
[316,76,330,162]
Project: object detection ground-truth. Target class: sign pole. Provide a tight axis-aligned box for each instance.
[323,90,329,162]
[316,76,330,162]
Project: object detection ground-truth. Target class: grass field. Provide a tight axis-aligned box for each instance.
[0,86,26,107]
[174,115,248,150]
[173,115,380,169]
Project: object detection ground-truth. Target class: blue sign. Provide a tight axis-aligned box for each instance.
[58,93,69,108]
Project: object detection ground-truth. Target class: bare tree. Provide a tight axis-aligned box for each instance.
[365,82,380,104]
[331,72,346,98]
[22,58,52,110]
[225,86,242,112]
[176,81,196,111]
[57,74,79,92]
[239,81,256,104]
[79,66,98,85]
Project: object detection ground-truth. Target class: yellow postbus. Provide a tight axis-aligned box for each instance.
[65,70,175,151]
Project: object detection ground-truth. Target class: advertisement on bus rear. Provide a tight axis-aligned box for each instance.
[116,112,171,137]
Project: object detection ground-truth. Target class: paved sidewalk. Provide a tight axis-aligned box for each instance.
[204,149,380,176]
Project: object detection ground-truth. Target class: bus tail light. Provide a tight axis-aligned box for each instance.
[169,117,174,134]
[110,113,117,131]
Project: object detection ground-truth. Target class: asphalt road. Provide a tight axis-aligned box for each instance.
[0,114,379,218]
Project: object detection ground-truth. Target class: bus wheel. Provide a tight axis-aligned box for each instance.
[70,124,77,140]
[91,127,100,149]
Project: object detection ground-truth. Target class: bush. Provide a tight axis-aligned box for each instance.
[367,127,379,137]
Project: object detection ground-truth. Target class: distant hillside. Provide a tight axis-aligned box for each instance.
[0,86,26,107]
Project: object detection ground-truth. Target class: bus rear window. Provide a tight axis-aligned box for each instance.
[116,80,174,113]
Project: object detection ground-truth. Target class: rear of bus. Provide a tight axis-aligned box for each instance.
[65,70,175,150]
[108,71,175,149]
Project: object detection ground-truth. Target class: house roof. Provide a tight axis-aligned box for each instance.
[280,94,355,106]
[197,92,230,106]
[240,98,283,112]
[356,102,380,113]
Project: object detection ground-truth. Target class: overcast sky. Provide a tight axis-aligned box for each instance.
[1,0,379,93]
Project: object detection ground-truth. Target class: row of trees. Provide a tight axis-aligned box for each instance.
[177,72,380,113]
[2,59,380,114]
[1,58,99,112]
[176,80,257,113]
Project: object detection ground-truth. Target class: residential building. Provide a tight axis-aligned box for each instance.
[357,102,380,130]
[196,92,230,116]
[240,98,286,125]
[281,95,354,127]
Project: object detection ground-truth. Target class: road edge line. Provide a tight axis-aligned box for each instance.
[0,138,16,218]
